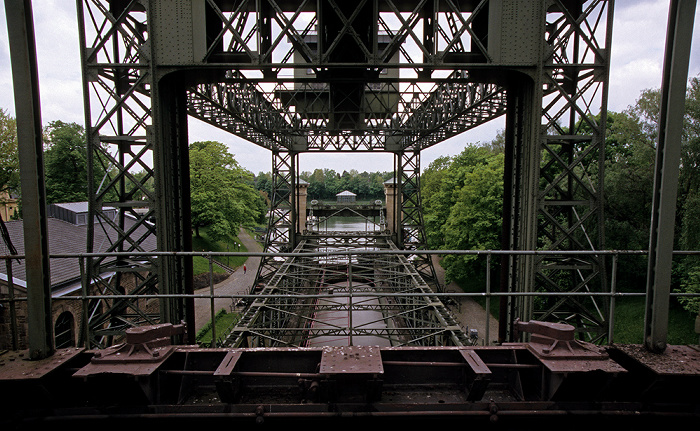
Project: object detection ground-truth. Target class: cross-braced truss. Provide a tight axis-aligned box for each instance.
[78,0,613,346]
[531,0,612,342]
[223,233,470,348]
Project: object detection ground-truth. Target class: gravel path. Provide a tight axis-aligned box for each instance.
[193,231,499,345]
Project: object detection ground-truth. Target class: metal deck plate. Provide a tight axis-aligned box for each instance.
[0,348,83,381]
[319,346,384,375]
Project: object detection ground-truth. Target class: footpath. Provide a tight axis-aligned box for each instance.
[193,230,499,345]
[432,255,500,345]
[193,227,262,333]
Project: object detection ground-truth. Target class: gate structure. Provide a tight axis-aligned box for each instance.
[78,0,613,346]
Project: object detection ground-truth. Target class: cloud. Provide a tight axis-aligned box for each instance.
[2,1,700,174]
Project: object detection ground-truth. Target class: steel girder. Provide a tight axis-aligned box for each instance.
[187,76,508,152]
[253,150,296,290]
[77,0,613,345]
[531,0,613,342]
[77,0,161,348]
[224,236,469,348]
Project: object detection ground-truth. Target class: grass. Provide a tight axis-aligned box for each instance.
[612,296,698,344]
[191,226,249,275]
[452,271,698,344]
[195,310,241,347]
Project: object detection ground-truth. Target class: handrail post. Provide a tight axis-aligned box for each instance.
[209,255,216,347]
[485,253,491,346]
[608,253,618,343]
[348,254,353,346]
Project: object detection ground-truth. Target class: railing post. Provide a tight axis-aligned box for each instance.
[79,255,90,349]
[485,253,491,346]
[5,257,18,350]
[209,255,216,347]
[348,255,353,346]
[609,253,618,343]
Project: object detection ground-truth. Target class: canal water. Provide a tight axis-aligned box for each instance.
[306,216,382,232]
[305,215,392,347]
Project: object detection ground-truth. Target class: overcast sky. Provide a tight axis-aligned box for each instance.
[1,0,699,175]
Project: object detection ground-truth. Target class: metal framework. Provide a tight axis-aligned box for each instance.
[224,234,471,348]
[76,0,614,345]
[530,0,612,342]
[9,0,700,427]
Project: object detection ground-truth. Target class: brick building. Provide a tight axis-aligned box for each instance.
[0,203,156,350]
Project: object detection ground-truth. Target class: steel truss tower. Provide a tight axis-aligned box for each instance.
[78,0,613,346]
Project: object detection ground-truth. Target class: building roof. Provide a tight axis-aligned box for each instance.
[336,190,356,196]
[51,202,90,213]
[0,212,156,290]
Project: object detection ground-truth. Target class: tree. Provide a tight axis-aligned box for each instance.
[43,120,94,203]
[190,141,265,242]
[440,151,504,283]
[421,144,504,284]
[0,109,19,198]
[602,74,700,311]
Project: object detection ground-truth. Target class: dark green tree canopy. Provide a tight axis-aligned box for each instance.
[421,144,504,284]
[43,120,95,204]
[190,141,266,242]
[0,109,19,197]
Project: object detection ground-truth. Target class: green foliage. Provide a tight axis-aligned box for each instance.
[0,109,19,196]
[421,144,504,284]
[190,141,266,243]
[613,297,697,344]
[676,265,700,317]
[43,120,99,203]
[191,225,249,275]
[603,110,656,288]
[603,74,700,301]
[196,309,241,347]
[261,168,392,202]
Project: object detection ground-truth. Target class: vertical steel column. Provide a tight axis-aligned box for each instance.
[644,0,696,353]
[152,73,194,337]
[499,78,525,343]
[513,73,542,342]
[398,150,439,292]
[5,0,53,358]
[253,150,296,290]
[78,0,157,348]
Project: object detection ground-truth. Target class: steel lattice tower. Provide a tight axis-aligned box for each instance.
[77,0,613,347]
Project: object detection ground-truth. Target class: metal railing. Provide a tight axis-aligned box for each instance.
[1,249,699,350]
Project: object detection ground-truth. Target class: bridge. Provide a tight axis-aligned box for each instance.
[1,0,699,428]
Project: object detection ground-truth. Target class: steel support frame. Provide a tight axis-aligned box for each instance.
[512,0,612,343]
[75,0,615,346]
[189,75,508,152]
[226,235,468,348]
[644,0,696,353]
[77,0,195,347]
[396,150,440,292]
[5,0,53,359]
[253,150,297,290]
